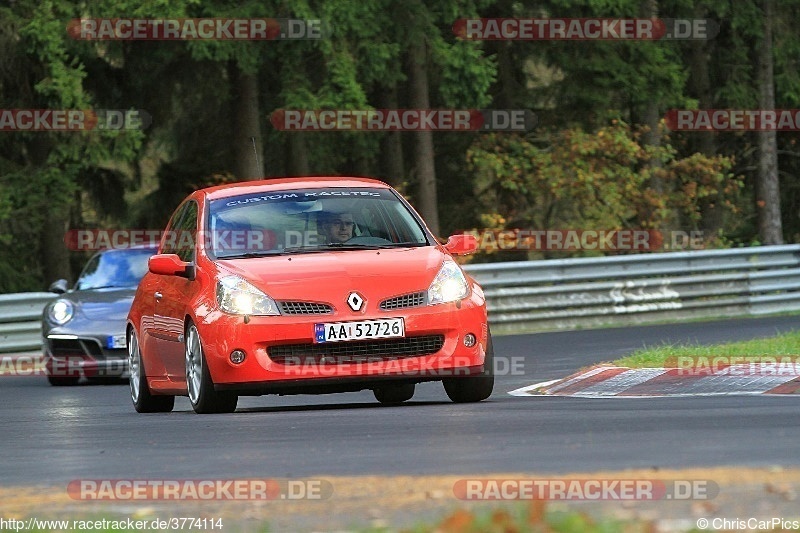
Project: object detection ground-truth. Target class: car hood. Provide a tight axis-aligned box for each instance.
[217,247,446,304]
[61,288,138,321]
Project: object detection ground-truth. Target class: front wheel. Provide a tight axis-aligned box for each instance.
[186,323,238,414]
[443,331,494,403]
[45,356,80,386]
[129,329,174,413]
[374,383,415,404]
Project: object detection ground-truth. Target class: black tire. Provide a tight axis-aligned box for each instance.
[129,329,175,413]
[47,375,80,386]
[374,383,415,404]
[45,356,80,386]
[185,323,238,414]
[89,377,128,385]
[443,331,495,403]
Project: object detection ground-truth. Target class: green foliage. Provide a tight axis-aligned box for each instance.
[0,0,143,290]
[466,121,743,258]
[0,0,797,290]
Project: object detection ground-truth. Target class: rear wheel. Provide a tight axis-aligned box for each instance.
[129,329,174,413]
[443,331,495,403]
[374,383,415,404]
[186,323,238,414]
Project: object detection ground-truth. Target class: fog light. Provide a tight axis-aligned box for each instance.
[230,349,246,364]
[463,334,477,347]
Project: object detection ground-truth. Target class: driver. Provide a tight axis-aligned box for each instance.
[318,211,355,244]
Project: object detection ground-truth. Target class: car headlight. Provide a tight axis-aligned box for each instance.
[428,261,469,305]
[216,275,280,316]
[48,299,74,325]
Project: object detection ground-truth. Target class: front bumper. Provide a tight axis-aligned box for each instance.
[43,334,129,378]
[197,294,488,392]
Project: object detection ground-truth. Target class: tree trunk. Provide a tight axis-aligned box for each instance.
[409,39,440,235]
[27,136,72,285]
[688,8,723,236]
[287,133,310,175]
[231,64,264,180]
[639,0,664,194]
[41,207,72,285]
[379,84,405,185]
[756,0,782,244]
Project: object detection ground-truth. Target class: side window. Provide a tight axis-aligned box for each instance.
[175,201,198,263]
[161,204,187,255]
[74,253,101,290]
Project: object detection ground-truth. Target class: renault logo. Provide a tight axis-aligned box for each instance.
[347,292,365,312]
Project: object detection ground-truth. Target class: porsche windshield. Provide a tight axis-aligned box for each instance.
[208,187,430,258]
[74,248,155,290]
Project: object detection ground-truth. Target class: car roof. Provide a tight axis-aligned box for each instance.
[201,177,392,201]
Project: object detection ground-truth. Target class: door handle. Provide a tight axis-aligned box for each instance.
[154,291,163,301]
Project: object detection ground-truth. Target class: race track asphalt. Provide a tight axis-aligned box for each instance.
[2,315,799,486]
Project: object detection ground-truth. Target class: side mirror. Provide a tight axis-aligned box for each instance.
[149,254,194,280]
[444,233,479,256]
[48,279,69,294]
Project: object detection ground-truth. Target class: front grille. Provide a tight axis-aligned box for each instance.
[380,291,426,310]
[278,301,334,315]
[268,335,445,365]
[49,338,103,357]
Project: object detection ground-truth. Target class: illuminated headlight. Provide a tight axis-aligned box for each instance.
[216,275,280,316]
[48,299,74,325]
[428,261,469,305]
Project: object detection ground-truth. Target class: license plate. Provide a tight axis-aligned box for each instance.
[106,334,127,349]
[314,318,404,343]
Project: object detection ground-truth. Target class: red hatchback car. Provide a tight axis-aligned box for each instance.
[127,177,493,413]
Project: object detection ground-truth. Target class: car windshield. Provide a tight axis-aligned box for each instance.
[74,248,155,290]
[208,187,430,259]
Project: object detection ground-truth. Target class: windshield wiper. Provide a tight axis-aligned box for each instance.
[319,243,383,250]
[376,242,428,248]
[218,242,429,258]
[315,242,429,251]
[217,247,325,259]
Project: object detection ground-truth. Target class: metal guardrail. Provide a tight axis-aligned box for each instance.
[0,292,54,353]
[2,245,800,352]
[464,244,800,334]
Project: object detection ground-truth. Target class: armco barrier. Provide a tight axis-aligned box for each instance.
[0,292,55,353]
[2,245,800,352]
[465,244,800,334]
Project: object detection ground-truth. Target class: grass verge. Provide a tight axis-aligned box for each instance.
[614,330,800,368]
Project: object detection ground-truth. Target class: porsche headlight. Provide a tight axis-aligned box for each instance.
[216,275,280,316]
[428,261,469,305]
[48,299,74,325]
